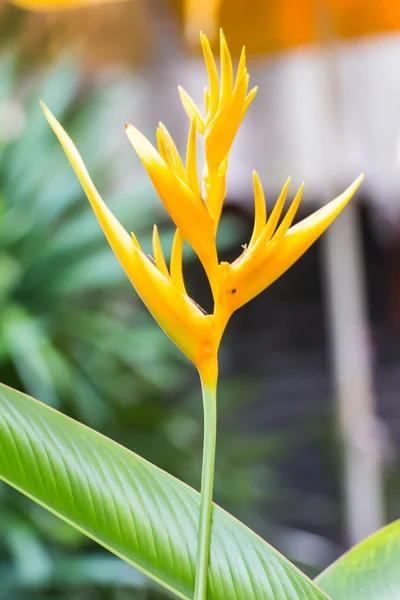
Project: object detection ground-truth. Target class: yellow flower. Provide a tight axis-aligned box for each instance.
[41,31,363,387]
[41,104,217,383]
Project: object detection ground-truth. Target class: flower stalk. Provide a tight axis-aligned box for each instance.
[195,376,218,600]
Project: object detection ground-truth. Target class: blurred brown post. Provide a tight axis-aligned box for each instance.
[317,1,385,545]
[323,204,385,545]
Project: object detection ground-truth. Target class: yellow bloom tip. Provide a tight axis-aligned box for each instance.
[130,232,140,248]
[339,173,364,201]
[251,86,258,94]
[355,173,365,186]
[334,173,364,201]
[40,100,54,123]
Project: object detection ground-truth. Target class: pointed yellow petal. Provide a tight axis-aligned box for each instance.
[157,123,187,183]
[249,171,267,248]
[186,119,201,197]
[202,154,228,226]
[156,127,169,161]
[130,232,141,249]
[218,155,228,176]
[178,86,205,135]
[244,87,258,116]
[219,30,233,110]
[236,47,246,87]
[200,32,219,120]
[125,123,216,272]
[257,177,291,246]
[41,101,133,260]
[170,229,187,295]
[156,128,170,166]
[41,102,213,368]
[203,169,226,227]
[205,68,249,170]
[282,175,363,246]
[204,87,210,116]
[152,224,170,279]
[272,183,304,242]
[225,175,364,312]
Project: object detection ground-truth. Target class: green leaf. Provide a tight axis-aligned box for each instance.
[316,521,400,600]
[0,382,329,600]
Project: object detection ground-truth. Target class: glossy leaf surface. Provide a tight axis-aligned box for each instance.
[316,520,400,600]
[0,382,329,600]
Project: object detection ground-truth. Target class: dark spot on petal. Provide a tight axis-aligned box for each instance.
[231,288,237,294]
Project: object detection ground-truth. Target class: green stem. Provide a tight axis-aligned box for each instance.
[194,378,217,600]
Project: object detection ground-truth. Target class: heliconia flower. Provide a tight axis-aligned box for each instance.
[41,103,218,385]
[42,31,363,388]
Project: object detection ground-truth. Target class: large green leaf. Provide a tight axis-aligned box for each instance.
[316,521,400,600]
[0,382,329,600]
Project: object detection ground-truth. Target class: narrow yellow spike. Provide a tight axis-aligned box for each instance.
[40,102,134,260]
[156,128,169,164]
[219,30,233,110]
[249,171,267,248]
[218,155,228,176]
[178,86,205,135]
[130,232,141,249]
[170,229,187,295]
[258,178,291,246]
[235,46,247,90]
[236,46,246,82]
[272,183,305,242]
[205,68,249,170]
[152,225,170,279]
[186,119,200,197]
[200,33,219,120]
[157,123,187,183]
[204,87,210,116]
[244,87,258,116]
[203,169,226,227]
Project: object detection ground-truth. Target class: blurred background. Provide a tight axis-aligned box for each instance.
[0,0,400,598]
